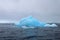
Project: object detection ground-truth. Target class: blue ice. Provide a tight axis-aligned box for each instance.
[15,16,46,27]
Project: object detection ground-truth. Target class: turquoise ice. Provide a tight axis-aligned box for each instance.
[15,16,46,27]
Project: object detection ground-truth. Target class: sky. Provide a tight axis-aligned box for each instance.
[0,0,60,23]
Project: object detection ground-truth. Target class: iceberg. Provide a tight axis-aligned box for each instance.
[51,24,57,27]
[15,16,46,28]
[44,23,57,27]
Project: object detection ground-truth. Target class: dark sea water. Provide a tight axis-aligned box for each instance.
[0,23,60,40]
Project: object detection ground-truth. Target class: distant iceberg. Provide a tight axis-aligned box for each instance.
[15,16,46,28]
[44,23,57,27]
[51,24,57,27]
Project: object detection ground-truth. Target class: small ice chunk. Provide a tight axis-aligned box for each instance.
[44,24,57,27]
[51,24,57,27]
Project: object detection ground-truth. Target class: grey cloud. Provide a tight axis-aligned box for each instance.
[0,0,60,23]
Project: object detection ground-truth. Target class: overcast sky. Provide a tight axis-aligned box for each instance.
[0,0,60,23]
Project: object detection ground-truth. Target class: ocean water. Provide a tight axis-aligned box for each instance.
[0,23,60,40]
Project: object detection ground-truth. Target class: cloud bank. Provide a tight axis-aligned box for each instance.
[0,0,60,23]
